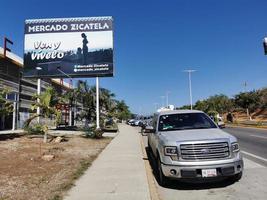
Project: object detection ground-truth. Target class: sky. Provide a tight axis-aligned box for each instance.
[1,0,267,115]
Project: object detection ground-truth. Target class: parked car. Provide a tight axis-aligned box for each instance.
[147,109,243,186]
[127,119,135,125]
[134,120,141,126]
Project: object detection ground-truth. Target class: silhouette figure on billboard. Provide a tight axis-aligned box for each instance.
[81,33,88,64]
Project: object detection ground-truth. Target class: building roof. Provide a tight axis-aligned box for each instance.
[52,79,73,90]
[0,47,23,67]
[0,46,72,89]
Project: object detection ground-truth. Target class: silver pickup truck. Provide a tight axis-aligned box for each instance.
[147,110,243,186]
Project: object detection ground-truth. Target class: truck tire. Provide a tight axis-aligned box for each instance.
[157,155,168,186]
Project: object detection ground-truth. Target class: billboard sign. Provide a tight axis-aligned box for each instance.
[23,16,113,78]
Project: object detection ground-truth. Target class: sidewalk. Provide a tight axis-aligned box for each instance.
[64,124,151,200]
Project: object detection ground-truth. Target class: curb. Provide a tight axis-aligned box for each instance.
[139,133,162,200]
[226,124,267,130]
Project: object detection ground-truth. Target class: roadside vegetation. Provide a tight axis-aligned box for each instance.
[178,87,267,123]
[23,80,132,139]
[0,134,112,200]
[0,88,13,118]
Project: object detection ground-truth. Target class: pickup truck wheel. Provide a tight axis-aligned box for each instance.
[229,172,242,182]
[157,156,168,186]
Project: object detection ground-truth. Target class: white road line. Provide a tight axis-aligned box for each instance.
[241,150,267,162]
[250,135,267,139]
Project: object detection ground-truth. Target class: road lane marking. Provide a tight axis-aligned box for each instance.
[250,135,267,139]
[243,158,265,169]
[241,150,267,163]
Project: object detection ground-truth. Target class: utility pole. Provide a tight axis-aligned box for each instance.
[183,69,196,110]
[154,102,159,111]
[243,81,248,93]
[166,91,170,107]
[160,96,165,108]
[243,81,251,121]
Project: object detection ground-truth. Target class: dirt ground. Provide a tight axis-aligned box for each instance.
[0,134,112,200]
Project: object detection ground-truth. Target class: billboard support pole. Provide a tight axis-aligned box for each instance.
[96,77,100,129]
[37,79,41,123]
[12,101,16,131]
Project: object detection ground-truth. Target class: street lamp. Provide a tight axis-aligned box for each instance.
[183,69,196,110]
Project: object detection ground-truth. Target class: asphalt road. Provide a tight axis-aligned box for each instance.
[224,127,267,166]
[138,126,267,200]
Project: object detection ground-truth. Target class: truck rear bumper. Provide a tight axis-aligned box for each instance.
[161,159,243,179]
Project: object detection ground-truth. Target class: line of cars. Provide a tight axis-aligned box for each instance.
[127,118,154,134]
[127,119,143,126]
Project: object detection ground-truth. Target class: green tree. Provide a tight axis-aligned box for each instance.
[0,88,13,117]
[24,87,61,142]
[259,88,267,109]
[194,100,209,112]
[178,105,191,110]
[206,94,233,114]
[115,100,132,120]
[234,91,260,119]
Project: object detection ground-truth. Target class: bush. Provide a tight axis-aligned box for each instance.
[24,124,45,135]
[85,127,104,139]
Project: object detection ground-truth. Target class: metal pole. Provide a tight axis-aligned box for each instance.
[37,79,41,123]
[160,96,165,108]
[12,101,16,131]
[96,77,100,129]
[69,106,72,126]
[184,70,196,110]
[166,91,170,107]
[154,103,158,111]
[188,72,193,110]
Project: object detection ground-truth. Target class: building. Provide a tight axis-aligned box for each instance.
[0,46,73,130]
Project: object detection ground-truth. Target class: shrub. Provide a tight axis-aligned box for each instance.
[85,127,104,139]
[24,124,45,135]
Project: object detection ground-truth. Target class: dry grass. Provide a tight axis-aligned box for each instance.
[0,135,112,200]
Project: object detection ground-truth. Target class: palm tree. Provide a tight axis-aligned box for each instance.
[24,87,61,142]
[115,100,131,120]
